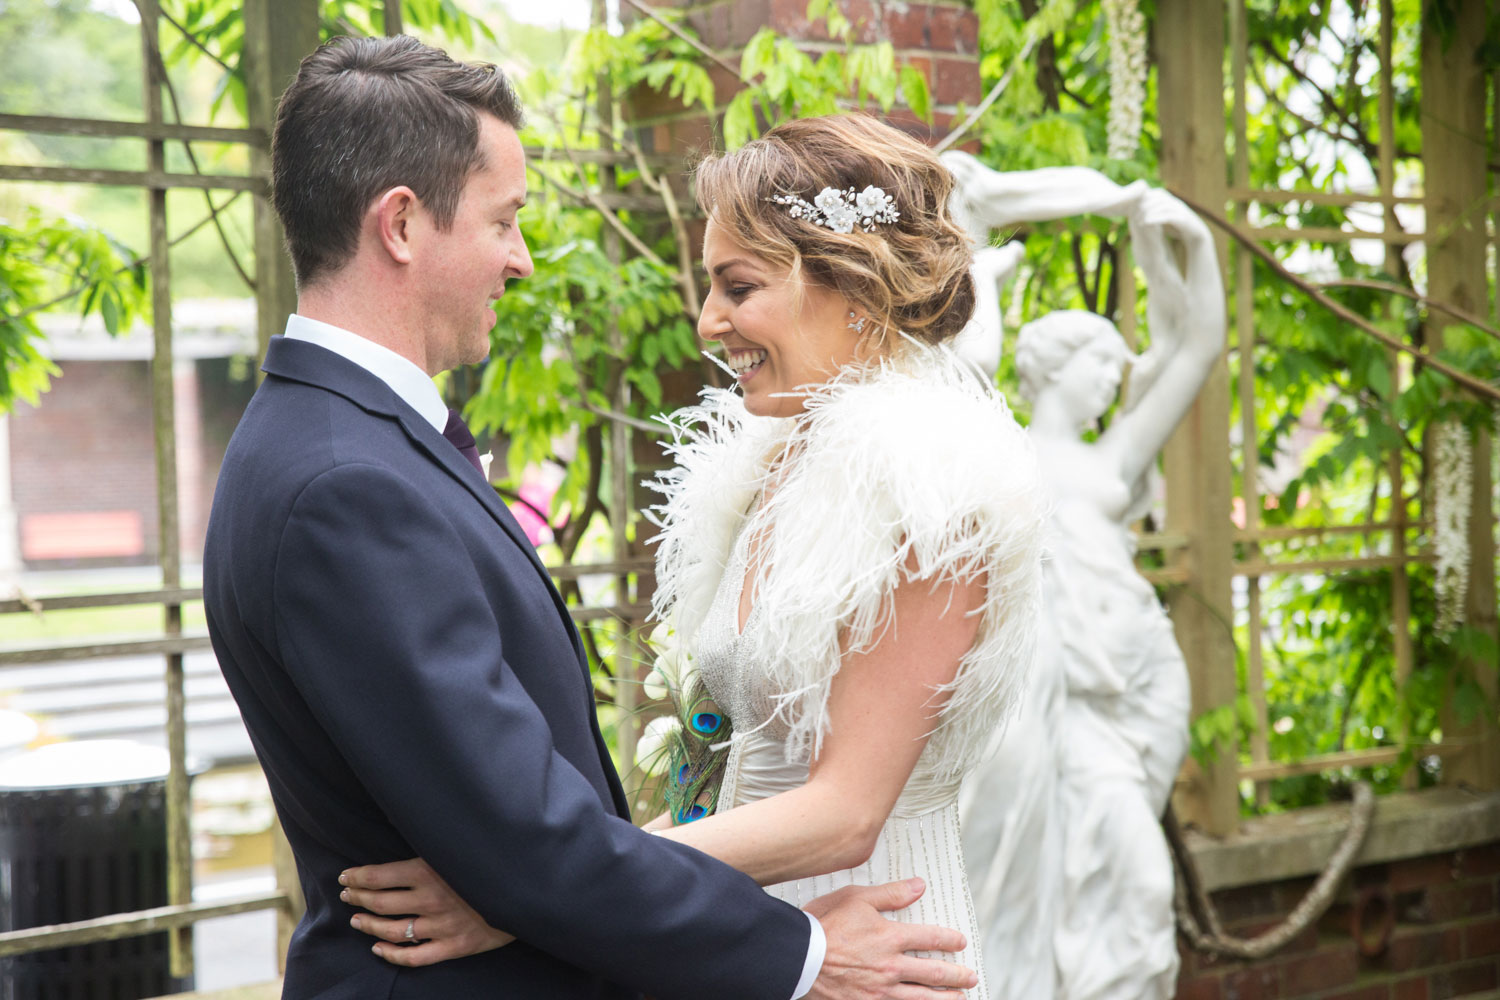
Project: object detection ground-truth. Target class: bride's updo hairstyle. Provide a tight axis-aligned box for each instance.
[693,114,976,346]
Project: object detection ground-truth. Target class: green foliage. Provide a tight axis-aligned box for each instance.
[0,209,148,411]
[724,11,927,151]
[967,0,1497,812]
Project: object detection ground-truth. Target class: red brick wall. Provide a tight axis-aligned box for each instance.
[629,0,981,156]
[10,360,160,566]
[1177,843,1500,1000]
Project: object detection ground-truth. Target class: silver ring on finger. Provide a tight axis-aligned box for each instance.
[404,918,417,942]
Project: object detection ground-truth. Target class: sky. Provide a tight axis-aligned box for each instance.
[500,0,590,30]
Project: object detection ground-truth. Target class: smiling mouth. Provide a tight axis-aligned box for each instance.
[726,349,768,380]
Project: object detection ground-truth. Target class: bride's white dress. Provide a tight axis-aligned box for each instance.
[696,528,991,999]
[648,346,1046,1000]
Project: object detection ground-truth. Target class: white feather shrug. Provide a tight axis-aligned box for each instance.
[645,344,1046,780]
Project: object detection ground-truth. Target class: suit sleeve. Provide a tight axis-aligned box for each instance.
[271,463,810,1000]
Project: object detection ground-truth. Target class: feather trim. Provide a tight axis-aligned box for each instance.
[645,342,1045,780]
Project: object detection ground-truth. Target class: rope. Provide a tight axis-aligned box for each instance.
[1166,781,1375,959]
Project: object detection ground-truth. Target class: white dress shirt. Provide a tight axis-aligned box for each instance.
[283,314,448,433]
[280,315,828,998]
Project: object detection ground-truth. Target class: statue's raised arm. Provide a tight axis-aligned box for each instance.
[941,151,1149,240]
[1104,189,1226,489]
[941,152,1149,379]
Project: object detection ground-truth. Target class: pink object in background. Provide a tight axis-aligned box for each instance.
[509,462,565,547]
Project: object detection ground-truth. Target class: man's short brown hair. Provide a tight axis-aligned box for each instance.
[271,35,524,287]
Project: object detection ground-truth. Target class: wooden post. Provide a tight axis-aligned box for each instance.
[243,0,318,955]
[1230,0,1270,809]
[595,0,641,793]
[1155,0,1240,836]
[271,816,305,973]
[137,0,194,977]
[1380,0,1417,789]
[1423,0,1499,792]
[243,0,317,367]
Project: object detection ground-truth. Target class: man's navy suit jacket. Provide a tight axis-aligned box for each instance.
[203,336,809,999]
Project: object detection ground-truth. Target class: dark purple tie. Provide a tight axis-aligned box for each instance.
[443,408,485,476]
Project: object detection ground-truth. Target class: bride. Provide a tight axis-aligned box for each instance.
[336,114,1045,997]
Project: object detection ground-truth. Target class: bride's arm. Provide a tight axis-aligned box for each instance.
[651,565,985,885]
[338,564,986,963]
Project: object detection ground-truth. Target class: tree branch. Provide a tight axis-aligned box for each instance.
[137,2,256,292]
[1316,278,1500,343]
[1170,189,1500,403]
[618,0,746,84]
[4,191,244,325]
[158,7,234,74]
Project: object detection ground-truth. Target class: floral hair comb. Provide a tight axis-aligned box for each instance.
[771,185,899,234]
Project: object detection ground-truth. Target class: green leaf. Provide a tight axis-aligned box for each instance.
[740,28,779,81]
[1365,356,1392,399]
[900,65,932,123]
[723,90,758,149]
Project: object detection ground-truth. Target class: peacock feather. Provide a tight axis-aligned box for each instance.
[661,676,732,824]
[634,621,732,825]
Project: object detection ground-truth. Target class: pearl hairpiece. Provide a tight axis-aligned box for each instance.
[771,185,900,234]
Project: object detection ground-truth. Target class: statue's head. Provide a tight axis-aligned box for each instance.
[1014,310,1130,424]
[693,113,976,353]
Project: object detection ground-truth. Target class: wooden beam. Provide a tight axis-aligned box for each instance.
[0,587,202,614]
[0,113,264,145]
[1227,186,1425,208]
[0,636,212,666]
[0,893,286,958]
[1156,0,1240,837]
[1238,743,1466,782]
[0,165,262,191]
[1242,225,1423,244]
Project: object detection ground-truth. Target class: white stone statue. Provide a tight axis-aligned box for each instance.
[939,152,1148,379]
[949,161,1226,1000]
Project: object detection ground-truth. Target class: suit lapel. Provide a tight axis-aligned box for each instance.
[262,337,590,671]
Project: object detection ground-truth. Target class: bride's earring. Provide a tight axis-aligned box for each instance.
[847,310,867,334]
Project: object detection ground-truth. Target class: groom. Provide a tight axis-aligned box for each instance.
[204,34,971,1000]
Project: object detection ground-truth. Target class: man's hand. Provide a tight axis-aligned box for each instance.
[805,878,978,999]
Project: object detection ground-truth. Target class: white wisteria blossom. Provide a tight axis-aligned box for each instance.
[1102,0,1148,161]
[1433,421,1472,631]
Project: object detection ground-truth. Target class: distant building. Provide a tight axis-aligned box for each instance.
[0,300,258,577]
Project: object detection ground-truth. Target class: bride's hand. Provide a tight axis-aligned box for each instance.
[339,858,514,966]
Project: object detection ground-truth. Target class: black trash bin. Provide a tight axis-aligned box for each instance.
[0,740,194,1000]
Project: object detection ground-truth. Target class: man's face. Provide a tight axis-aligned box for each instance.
[414,113,533,374]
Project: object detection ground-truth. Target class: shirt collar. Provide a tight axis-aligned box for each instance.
[282,315,448,434]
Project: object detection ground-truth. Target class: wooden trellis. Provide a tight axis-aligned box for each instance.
[0,0,664,979]
[1153,0,1498,836]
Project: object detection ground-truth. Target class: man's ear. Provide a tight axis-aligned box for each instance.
[373,186,418,265]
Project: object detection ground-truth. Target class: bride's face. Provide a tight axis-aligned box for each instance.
[698,218,866,418]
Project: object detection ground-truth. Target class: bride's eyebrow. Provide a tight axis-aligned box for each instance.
[712,258,756,276]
